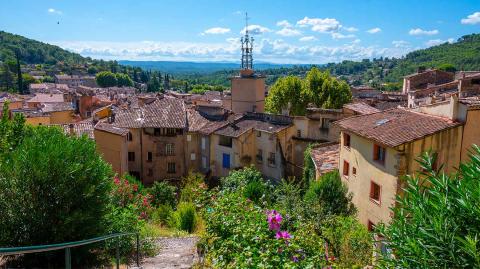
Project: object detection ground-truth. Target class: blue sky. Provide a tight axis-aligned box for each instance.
[0,0,479,63]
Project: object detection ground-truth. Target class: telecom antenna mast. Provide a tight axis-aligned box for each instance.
[241,12,254,70]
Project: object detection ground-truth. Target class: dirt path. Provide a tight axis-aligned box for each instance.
[140,236,199,269]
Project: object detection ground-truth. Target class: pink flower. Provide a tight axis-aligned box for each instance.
[275,231,291,240]
[266,210,283,231]
[133,184,138,192]
[114,177,121,185]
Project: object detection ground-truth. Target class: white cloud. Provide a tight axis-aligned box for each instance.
[240,24,271,35]
[366,27,381,34]
[296,17,340,33]
[276,20,292,28]
[352,39,361,44]
[202,27,231,35]
[343,26,358,32]
[331,32,355,39]
[276,27,301,37]
[425,38,455,47]
[299,36,317,42]
[52,38,415,64]
[392,40,410,48]
[461,12,480,25]
[409,28,439,36]
[47,8,62,15]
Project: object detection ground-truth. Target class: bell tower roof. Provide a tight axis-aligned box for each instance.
[240,12,254,71]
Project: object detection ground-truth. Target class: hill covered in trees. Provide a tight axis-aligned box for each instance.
[177,33,480,89]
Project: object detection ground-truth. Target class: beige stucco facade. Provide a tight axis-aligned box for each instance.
[231,75,265,114]
[94,129,128,176]
[339,125,463,227]
[126,127,187,185]
[49,110,74,124]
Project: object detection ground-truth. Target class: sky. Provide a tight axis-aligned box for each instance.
[0,0,479,64]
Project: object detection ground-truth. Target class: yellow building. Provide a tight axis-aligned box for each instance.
[94,122,129,176]
[96,96,188,185]
[40,102,75,124]
[211,113,293,180]
[335,108,463,229]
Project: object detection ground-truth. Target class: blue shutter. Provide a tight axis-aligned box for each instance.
[222,153,230,168]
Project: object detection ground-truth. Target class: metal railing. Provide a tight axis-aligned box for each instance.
[0,232,140,269]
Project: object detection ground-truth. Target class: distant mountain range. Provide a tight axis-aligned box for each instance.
[119,60,308,74]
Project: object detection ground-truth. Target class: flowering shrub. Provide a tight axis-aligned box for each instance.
[112,175,153,219]
[201,191,327,268]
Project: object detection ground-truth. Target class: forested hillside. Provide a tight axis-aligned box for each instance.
[176,33,480,89]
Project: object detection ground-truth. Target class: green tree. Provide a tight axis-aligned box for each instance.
[0,116,113,265]
[0,63,14,91]
[15,50,23,94]
[437,63,457,72]
[21,73,39,93]
[115,73,134,87]
[378,149,480,268]
[304,171,356,217]
[265,75,306,115]
[96,71,118,87]
[148,181,176,208]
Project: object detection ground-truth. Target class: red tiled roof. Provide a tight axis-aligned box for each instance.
[27,94,64,103]
[343,102,380,115]
[215,116,291,138]
[187,108,239,135]
[310,143,339,176]
[335,108,462,147]
[94,122,129,136]
[113,96,186,129]
[50,123,94,139]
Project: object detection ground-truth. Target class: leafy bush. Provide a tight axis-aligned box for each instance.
[0,125,113,266]
[180,172,212,211]
[322,216,372,268]
[304,171,356,217]
[243,179,266,203]
[220,166,264,192]
[378,149,480,268]
[173,202,197,233]
[151,204,173,225]
[148,181,176,208]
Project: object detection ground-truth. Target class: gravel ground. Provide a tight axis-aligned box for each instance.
[139,236,199,269]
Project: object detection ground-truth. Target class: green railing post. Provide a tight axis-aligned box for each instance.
[65,247,71,269]
[115,238,120,269]
[136,233,140,267]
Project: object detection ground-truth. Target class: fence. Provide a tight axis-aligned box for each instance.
[0,232,140,269]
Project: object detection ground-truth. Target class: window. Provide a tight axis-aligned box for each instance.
[166,128,176,136]
[128,152,135,162]
[343,160,350,177]
[321,118,330,130]
[165,143,175,155]
[202,156,207,169]
[268,152,276,166]
[167,162,176,173]
[147,168,153,176]
[86,111,92,117]
[187,134,192,142]
[147,151,153,162]
[127,132,133,141]
[201,137,206,150]
[370,181,381,204]
[222,153,230,169]
[367,220,376,232]
[373,144,386,164]
[343,133,351,148]
[257,131,261,137]
[352,167,357,176]
[256,149,263,163]
[190,153,196,161]
[219,136,233,147]
[297,130,302,138]
[154,128,161,136]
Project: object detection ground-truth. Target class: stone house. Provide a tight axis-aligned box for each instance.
[335,107,464,229]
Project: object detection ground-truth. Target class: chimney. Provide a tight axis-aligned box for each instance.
[449,94,459,121]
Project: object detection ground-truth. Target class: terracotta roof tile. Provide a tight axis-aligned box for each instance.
[310,143,339,176]
[335,108,462,147]
[215,113,292,138]
[343,102,380,115]
[112,96,186,129]
[27,94,64,103]
[94,122,129,136]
